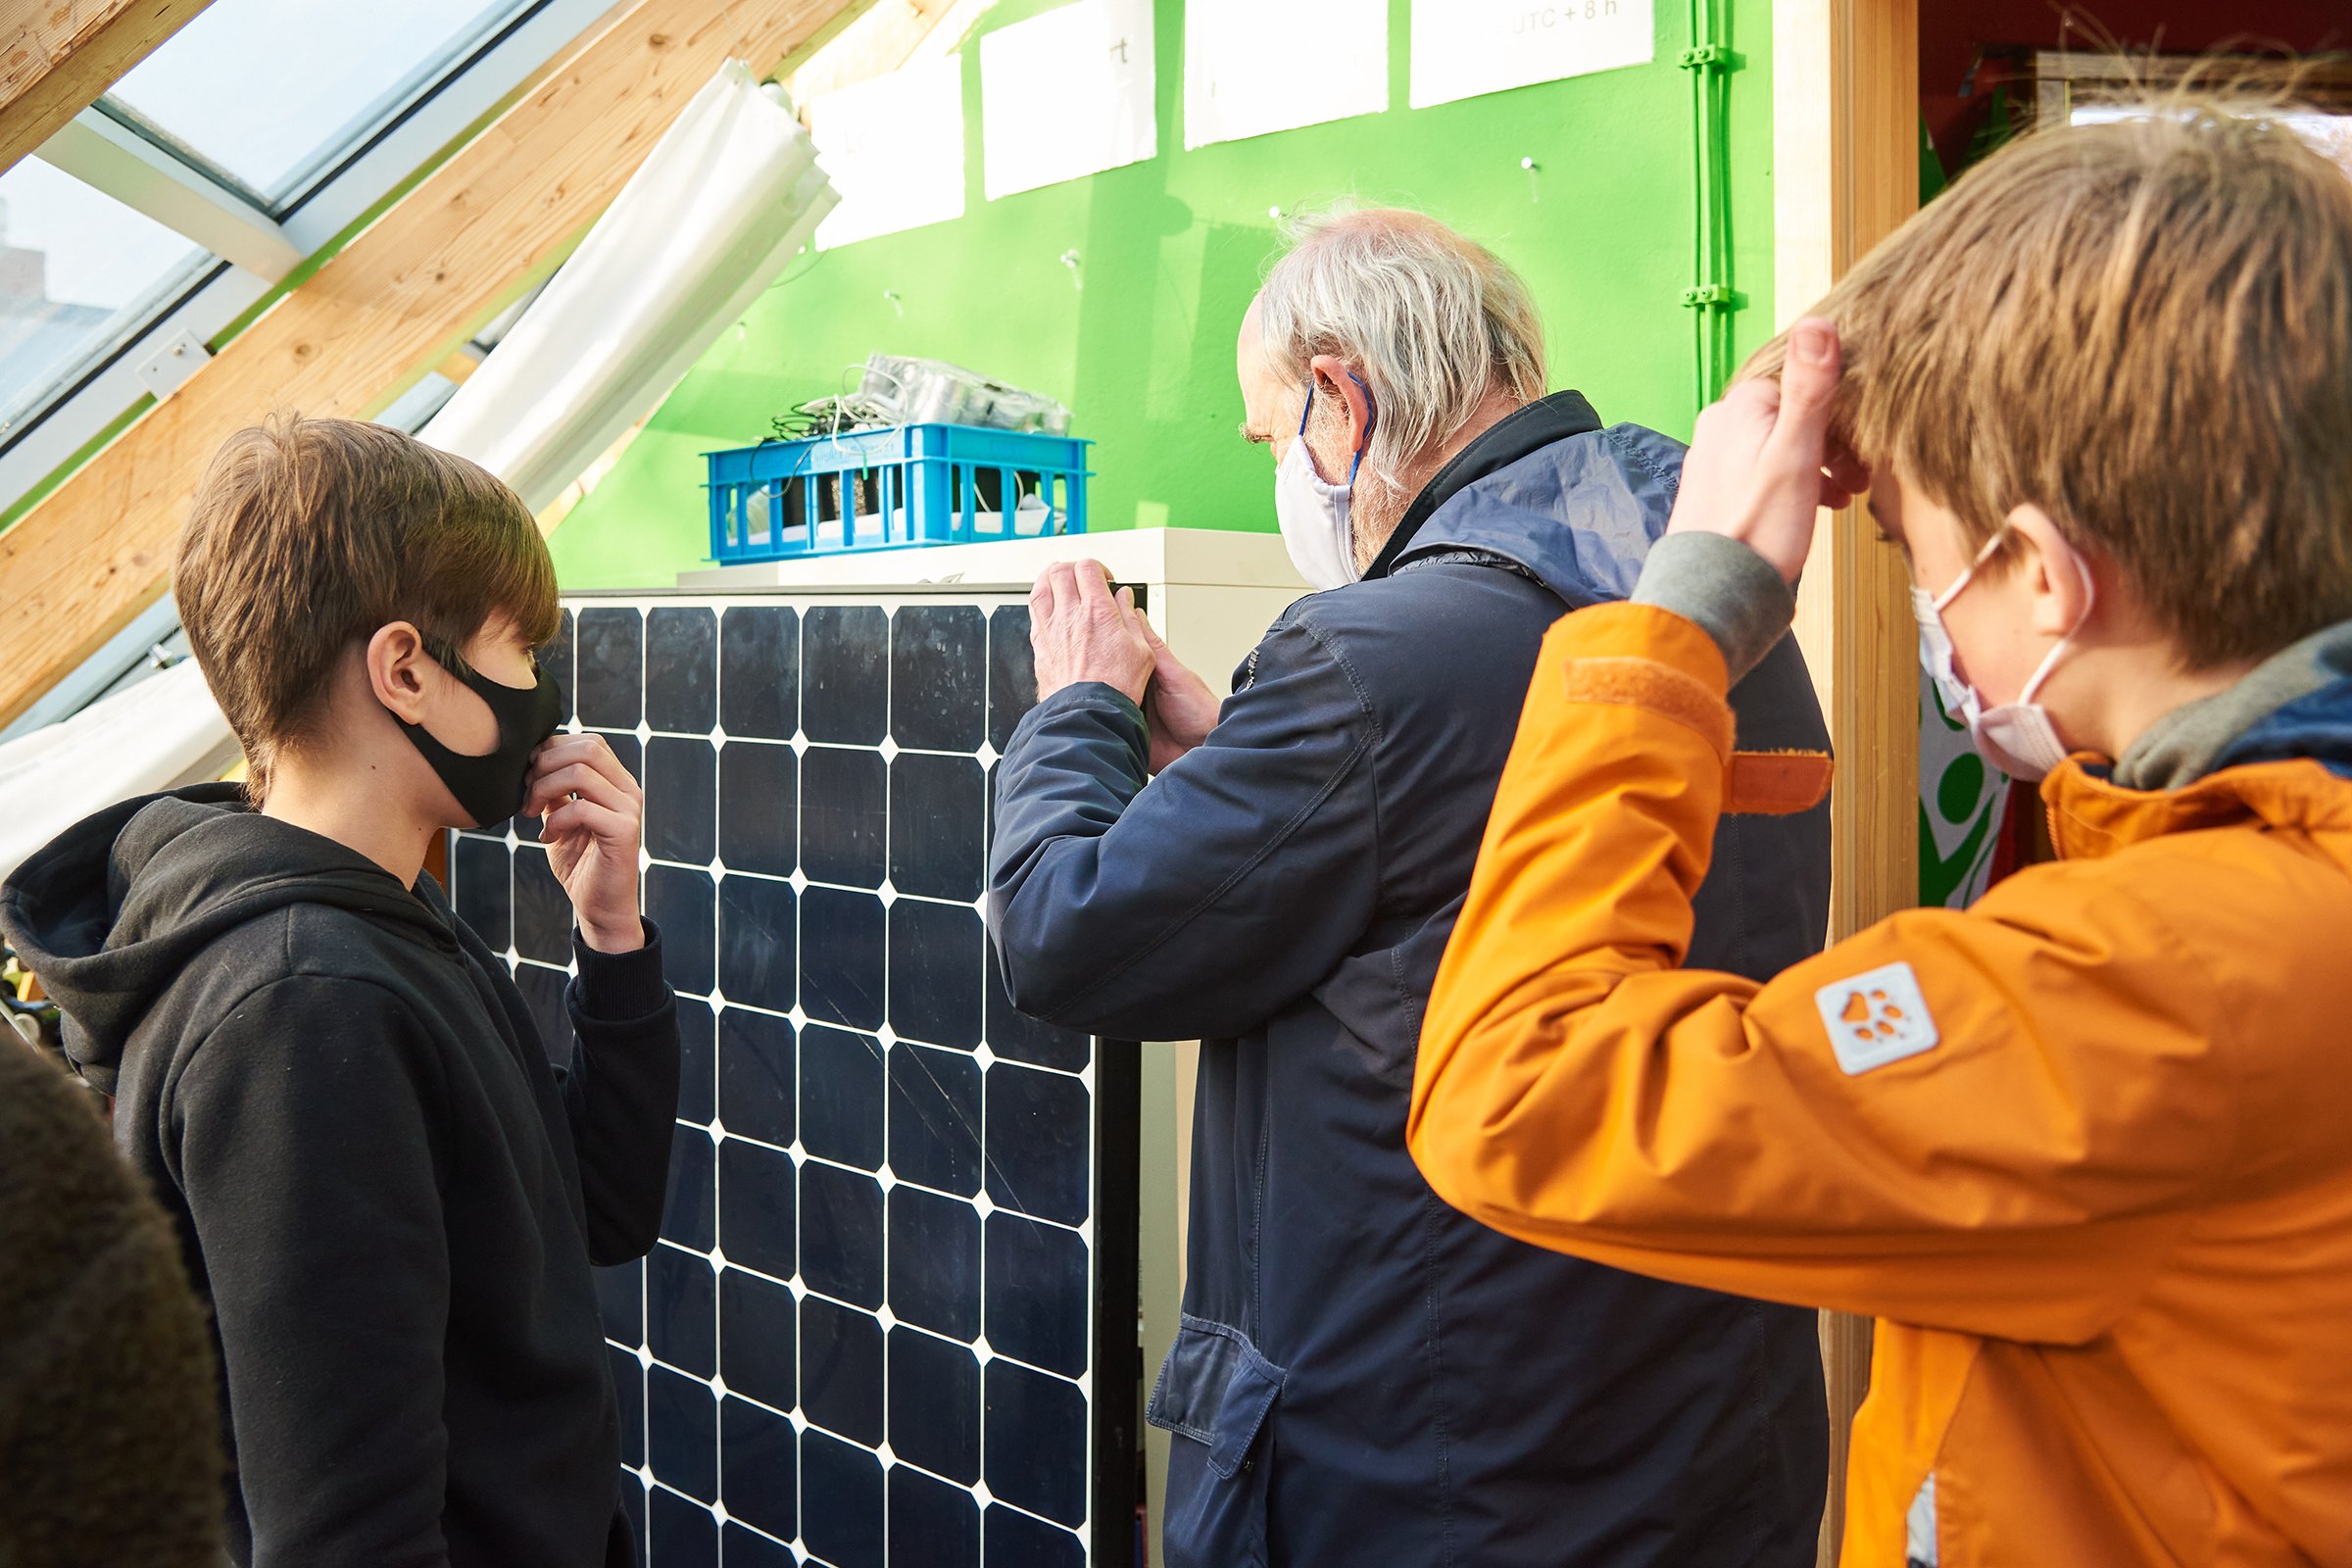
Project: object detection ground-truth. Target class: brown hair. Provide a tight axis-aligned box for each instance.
[1746,97,2352,668]
[174,415,559,798]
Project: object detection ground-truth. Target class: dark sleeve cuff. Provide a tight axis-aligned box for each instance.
[1040,680,1147,727]
[1016,681,1151,771]
[570,920,671,1020]
[1630,531,1798,683]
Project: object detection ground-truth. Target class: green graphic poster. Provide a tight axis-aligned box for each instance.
[1919,670,2007,907]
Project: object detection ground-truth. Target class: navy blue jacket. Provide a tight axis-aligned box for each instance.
[989,393,1832,1567]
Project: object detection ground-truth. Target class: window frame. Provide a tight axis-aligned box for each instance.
[94,0,540,220]
[0,0,613,517]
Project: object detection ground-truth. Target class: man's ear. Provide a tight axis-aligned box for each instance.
[367,622,434,722]
[1307,352,1374,456]
[2005,504,2093,638]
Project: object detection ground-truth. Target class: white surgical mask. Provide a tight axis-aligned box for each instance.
[1911,526,2095,782]
[1274,378,1374,591]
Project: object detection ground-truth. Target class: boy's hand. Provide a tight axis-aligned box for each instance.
[524,733,645,955]
[1666,318,1868,585]
[1136,614,1220,773]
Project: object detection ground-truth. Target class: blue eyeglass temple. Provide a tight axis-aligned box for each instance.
[1297,371,1378,484]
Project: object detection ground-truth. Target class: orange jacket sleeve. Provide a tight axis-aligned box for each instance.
[1408,603,2238,1345]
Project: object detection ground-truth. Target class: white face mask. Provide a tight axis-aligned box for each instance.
[1912,526,2096,782]
[1273,377,1374,592]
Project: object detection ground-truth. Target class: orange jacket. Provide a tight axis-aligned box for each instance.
[1409,602,2352,1568]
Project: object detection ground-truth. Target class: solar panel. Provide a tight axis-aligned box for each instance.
[449,591,1142,1568]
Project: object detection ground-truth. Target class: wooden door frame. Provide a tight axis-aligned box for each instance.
[1772,0,1920,1560]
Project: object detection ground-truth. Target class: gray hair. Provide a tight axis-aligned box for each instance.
[1255,205,1545,501]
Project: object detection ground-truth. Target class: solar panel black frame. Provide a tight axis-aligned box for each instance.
[448,588,1144,1568]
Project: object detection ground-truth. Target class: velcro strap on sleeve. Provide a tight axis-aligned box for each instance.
[1560,656,1736,760]
[1723,751,1834,815]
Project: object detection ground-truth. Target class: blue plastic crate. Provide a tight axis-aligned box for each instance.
[706,422,1090,564]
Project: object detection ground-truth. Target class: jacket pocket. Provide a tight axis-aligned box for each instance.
[1148,1315,1287,1568]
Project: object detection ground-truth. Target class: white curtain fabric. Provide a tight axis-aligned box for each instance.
[421,60,836,512]
[0,660,241,878]
[0,63,831,880]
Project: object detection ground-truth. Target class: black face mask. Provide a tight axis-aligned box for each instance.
[394,639,564,829]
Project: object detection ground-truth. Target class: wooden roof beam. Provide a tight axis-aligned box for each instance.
[0,1,216,176]
[0,0,868,727]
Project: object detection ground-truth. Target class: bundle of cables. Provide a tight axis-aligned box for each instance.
[767,354,1073,444]
[768,390,894,443]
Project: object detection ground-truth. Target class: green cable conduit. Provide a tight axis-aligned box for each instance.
[1682,0,1740,406]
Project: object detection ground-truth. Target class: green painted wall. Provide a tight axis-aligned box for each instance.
[551,0,1778,589]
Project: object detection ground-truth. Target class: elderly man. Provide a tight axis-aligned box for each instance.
[988,208,1832,1566]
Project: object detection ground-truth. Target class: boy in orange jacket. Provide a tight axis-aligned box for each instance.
[1407,106,2352,1567]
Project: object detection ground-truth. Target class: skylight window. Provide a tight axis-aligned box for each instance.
[103,0,532,212]
[0,0,607,523]
[0,160,205,433]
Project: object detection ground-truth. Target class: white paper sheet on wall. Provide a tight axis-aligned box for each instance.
[981,0,1156,199]
[1409,0,1655,111]
[809,52,966,249]
[1184,0,1387,150]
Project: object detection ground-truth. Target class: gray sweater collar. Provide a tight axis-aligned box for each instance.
[2112,620,2352,790]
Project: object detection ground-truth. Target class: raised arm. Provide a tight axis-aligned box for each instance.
[1408,324,2235,1344]
[523,731,678,1263]
[560,925,678,1263]
[988,577,1381,1042]
[1408,599,2235,1342]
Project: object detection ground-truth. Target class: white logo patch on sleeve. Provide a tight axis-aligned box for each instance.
[1814,961,1939,1074]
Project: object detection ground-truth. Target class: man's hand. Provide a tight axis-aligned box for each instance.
[523,732,645,954]
[1030,561,1153,705]
[1137,615,1220,773]
[1665,318,1868,584]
